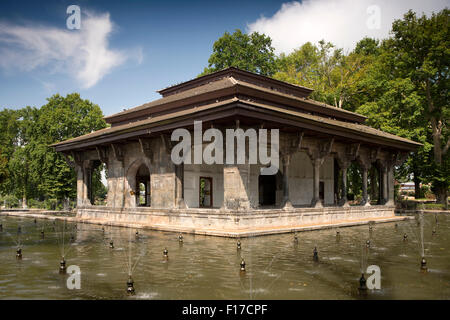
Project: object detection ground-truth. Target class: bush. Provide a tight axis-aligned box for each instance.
[44,198,58,210]
[424,203,446,210]
[27,198,46,209]
[0,194,20,208]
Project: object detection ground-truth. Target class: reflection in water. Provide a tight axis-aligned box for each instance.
[0,214,449,299]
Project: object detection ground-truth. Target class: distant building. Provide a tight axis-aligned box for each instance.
[400,182,415,194]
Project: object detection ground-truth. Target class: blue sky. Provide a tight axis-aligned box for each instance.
[0,0,447,117]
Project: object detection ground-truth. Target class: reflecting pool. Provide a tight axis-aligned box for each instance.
[0,213,449,299]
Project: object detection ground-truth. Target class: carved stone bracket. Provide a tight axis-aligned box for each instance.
[138,138,153,159]
[111,143,124,164]
[96,146,108,164]
[306,137,334,164]
[160,133,175,155]
[336,143,360,168]
[369,147,381,163]
[387,151,409,168]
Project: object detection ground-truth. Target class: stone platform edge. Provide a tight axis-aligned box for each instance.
[1,209,414,238]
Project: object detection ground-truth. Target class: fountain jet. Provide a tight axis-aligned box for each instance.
[127,276,135,295]
[358,273,367,296]
[420,257,427,272]
[240,259,246,272]
[59,257,67,274]
[16,248,22,260]
[313,247,319,262]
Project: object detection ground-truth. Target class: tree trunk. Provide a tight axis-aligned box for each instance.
[413,170,422,199]
[22,193,27,209]
[426,80,447,208]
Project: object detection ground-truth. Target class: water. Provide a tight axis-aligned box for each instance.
[0,214,449,299]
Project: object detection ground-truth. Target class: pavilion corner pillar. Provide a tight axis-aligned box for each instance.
[75,163,84,207]
[338,161,350,207]
[311,157,323,208]
[380,162,388,205]
[282,154,293,209]
[386,162,395,206]
[175,163,186,208]
[222,164,251,211]
[361,165,370,206]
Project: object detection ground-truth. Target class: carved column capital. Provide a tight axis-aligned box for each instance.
[96,146,109,164]
[138,138,153,159]
[111,143,124,164]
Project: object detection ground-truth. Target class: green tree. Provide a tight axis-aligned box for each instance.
[274,40,371,111]
[34,93,107,202]
[355,10,449,206]
[386,9,449,207]
[0,108,20,193]
[7,106,40,207]
[200,29,276,76]
[0,93,107,208]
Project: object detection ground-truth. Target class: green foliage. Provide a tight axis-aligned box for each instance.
[0,194,19,208]
[274,40,372,110]
[356,10,449,205]
[200,29,276,76]
[0,93,107,207]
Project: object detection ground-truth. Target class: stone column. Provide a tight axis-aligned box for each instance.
[175,163,186,208]
[282,154,293,209]
[75,164,84,207]
[338,161,350,207]
[311,157,323,208]
[381,162,388,205]
[222,164,250,210]
[82,160,93,206]
[361,165,370,206]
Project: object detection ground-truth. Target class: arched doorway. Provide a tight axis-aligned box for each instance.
[259,174,277,206]
[135,164,150,207]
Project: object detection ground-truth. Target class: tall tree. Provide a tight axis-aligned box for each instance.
[0,93,107,208]
[383,10,449,206]
[34,93,107,202]
[200,29,276,76]
[7,106,40,207]
[274,40,371,111]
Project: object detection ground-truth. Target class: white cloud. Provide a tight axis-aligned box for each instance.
[248,0,449,54]
[0,11,141,88]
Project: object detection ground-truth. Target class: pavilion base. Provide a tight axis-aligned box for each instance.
[75,205,410,237]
